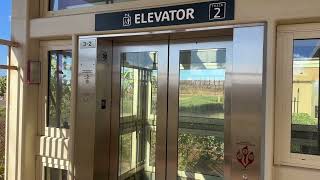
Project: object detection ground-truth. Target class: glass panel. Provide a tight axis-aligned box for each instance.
[48,50,72,129]
[49,0,136,11]
[120,133,132,174]
[291,39,320,155]
[178,49,226,179]
[119,51,158,179]
[44,167,68,180]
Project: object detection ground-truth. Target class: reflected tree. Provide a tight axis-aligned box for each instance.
[178,133,224,177]
[48,51,72,129]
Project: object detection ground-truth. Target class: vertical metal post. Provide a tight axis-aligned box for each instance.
[74,37,97,180]
[70,34,79,180]
[93,38,112,180]
[231,26,265,180]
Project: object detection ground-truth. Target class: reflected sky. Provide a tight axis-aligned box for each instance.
[180,69,225,80]
[294,39,320,60]
[0,46,8,77]
[0,0,11,77]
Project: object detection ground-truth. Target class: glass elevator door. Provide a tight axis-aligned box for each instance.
[110,38,232,180]
[167,38,232,180]
[110,41,168,180]
[78,25,265,180]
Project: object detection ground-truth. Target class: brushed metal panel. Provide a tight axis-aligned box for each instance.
[93,38,112,180]
[224,35,233,180]
[75,38,97,180]
[231,26,265,180]
[155,41,169,180]
[109,39,120,180]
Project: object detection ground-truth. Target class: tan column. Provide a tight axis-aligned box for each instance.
[8,0,39,179]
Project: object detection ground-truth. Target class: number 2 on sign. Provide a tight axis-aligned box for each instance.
[209,2,226,20]
[214,7,221,18]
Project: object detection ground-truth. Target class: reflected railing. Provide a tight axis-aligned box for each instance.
[119,51,158,180]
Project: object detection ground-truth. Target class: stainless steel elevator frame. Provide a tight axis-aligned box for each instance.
[76,24,266,180]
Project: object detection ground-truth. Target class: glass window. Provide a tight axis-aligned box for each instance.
[291,39,320,155]
[49,0,136,11]
[44,167,68,180]
[48,50,72,129]
[178,49,226,179]
[119,52,158,179]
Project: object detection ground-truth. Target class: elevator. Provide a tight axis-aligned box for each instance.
[76,25,265,180]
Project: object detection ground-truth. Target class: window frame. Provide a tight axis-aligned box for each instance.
[39,40,72,138]
[275,23,320,169]
[39,0,195,18]
[40,0,140,17]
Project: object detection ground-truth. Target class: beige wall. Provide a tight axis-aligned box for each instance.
[292,82,315,116]
[9,0,39,180]
[9,0,320,180]
[292,64,319,117]
[274,165,320,180]
[29,0,320,38]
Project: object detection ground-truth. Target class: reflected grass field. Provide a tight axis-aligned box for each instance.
[179,95,223,107]
[179,95,224,119]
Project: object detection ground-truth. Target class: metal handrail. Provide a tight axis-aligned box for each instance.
[0,65,18,70]
[0,39,18,47]
[0,39,19,71]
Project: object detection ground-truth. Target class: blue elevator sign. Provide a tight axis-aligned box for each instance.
[95,0,234,31]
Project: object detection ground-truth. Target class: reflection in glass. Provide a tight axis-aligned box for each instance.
[48,50,72,129]
[49,0,135,11]
[44,167,68,180]
[291,39,320,155]
[119,52,158,179]
[178,49,226,179]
